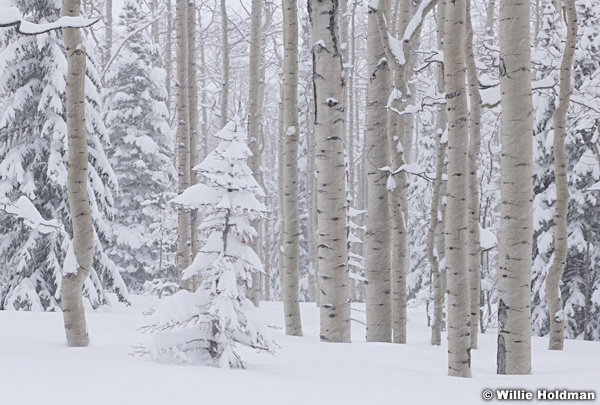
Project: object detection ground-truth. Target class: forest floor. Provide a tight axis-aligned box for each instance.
[0,295,598,405]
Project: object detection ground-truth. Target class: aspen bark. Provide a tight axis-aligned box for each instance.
[198,13,208,159]
[429,0,446,346]
[485,0,495,40]
[388,0,410,345]
[465,0,482,350]
[247,0,264,306]
[281,0,303,336]
[443,0,471,377]
[188,1,200,291]
[62,0,93,348]
[497,0,534,375]
[546,0,577,351]
[176,0,192,291]
[220,0,229,128]
[307,96,319,304]
[165,0,173,114]
[105,0,112,66]
[309,0,351,343]
[152,0,159,44]
[365,0,392,343]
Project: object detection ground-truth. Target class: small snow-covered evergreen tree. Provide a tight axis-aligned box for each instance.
[0,0,127,310]
[104,0,176,290]
[148,120,275,368]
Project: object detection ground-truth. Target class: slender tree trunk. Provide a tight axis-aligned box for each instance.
[165,0,173,116]
[443,0,471,377]
[497,0,534,375]
[187,1,200,291]
[105,0,112,66]
[176,0,192,291]
[152,0,159,43]
[198,13,208,160]
[429,0,447,346]
[465,0,482,350]
[247,0,264,306]
[309,0,351,343]
[546,0,577,351]
[62,0,93,348]
[485,0,495,40]
[365,0,392,343]
[281,0,303,336]
[220,0,229,128]
[307,92,319,304]
[583,230,591,341]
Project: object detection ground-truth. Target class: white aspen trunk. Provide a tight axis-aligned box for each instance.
[152,0,159,44]
[188,1,200,291]
[105,0,112,66]
[165,0,173,116]
[430,138,447,346]
[176,0,192,291]
[347,2,357,202]
[309,0,351,343]
[62,0,93,348]
[429,0,446,346]
[497,0,534,375]
[443,0,471,377]
[220,0,229,128]
[583,231,591,341]
[465,0,482,350]
[389,0,411,345]
[198,14,208,160]
[307,97,319,304]
[485,0,495,40]
[247,0,263,306]
[365,0,392,343]
[547,0,577,351]
[281,0,303,336]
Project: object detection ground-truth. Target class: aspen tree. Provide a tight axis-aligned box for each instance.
[247,0,264,306]
[497,0,534,375]
[61,0,94,347]
[365,0,392,343]
[309,0,351,343]
[176,0,192,291]
[428,0,446,346]
[188,1,200,290]
[281,0,303,336]
[443,0,471,377]
[465,0,482,350]
[220,0,229,128]
[546,0,577,351]
[105,0,112,65]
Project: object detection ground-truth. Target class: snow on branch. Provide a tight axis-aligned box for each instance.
[379,163,433,184]
[0,196,63,234]
[0,7,99,35]
[375,0,438,69]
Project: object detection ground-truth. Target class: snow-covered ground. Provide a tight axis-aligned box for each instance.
[1,296,598,405]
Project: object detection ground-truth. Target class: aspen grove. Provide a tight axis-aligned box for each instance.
[0,0,599,401]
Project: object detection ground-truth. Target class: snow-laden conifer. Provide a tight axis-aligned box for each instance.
[147,120,275,368]
[0,0,127,311]
[104,0,176,290]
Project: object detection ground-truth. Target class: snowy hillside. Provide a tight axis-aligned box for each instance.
[0,296,598,405]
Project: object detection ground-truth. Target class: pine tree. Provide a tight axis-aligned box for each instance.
[104,0,176,291]
[0,0,127,311]
[149,120,275,368]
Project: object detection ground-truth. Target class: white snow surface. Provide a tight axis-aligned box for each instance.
[1,295,599,404]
